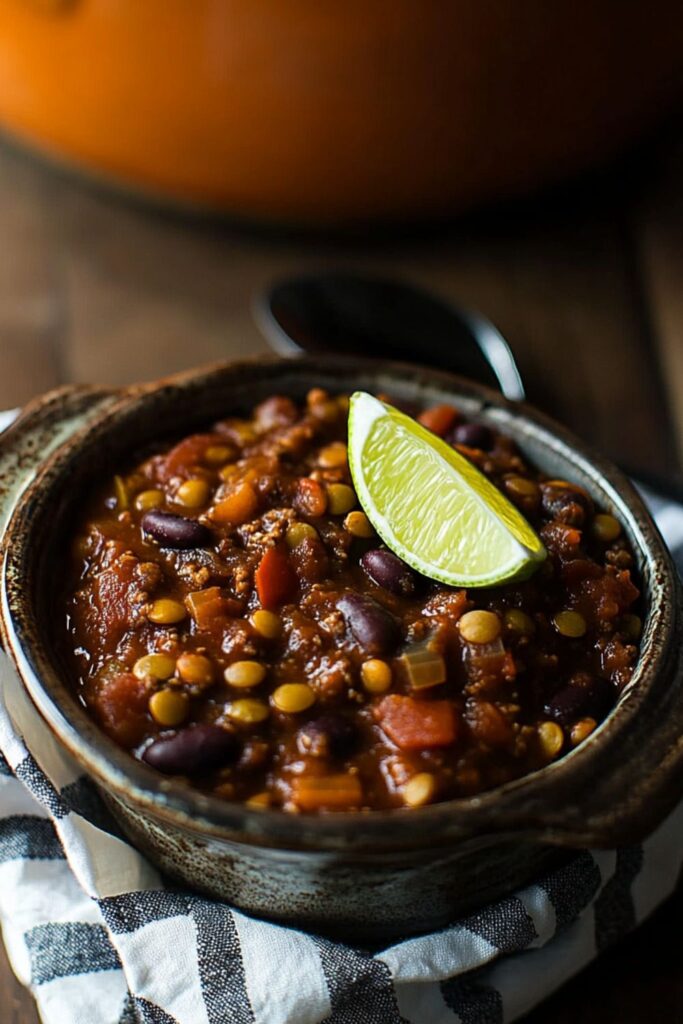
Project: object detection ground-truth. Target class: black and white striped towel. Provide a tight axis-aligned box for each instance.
[1,400,682,1023]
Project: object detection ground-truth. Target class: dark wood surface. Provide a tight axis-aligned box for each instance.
[0,126,681,1023]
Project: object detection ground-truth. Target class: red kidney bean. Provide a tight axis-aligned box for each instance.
[360,549,416,596]
[544,674,613,725]
[142,723,239,774]
[540,484,594,527]
[141,510,211,549]
[337,592,400,654]
[450,422,493,451]
[297,715,357,759]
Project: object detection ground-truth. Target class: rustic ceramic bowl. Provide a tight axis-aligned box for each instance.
[0,358,681,942]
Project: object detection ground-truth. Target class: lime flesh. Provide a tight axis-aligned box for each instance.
[348,392,546,588]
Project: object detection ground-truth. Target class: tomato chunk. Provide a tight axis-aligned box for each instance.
[291,773,363,811]
[95,671,152,747]
[375,695,458,749]
[255,546,297,610]
[417,404,460,437]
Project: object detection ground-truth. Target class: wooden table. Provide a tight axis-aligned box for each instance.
[1,126,682,1023]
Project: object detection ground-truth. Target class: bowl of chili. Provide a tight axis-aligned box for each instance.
[0,357,681,941]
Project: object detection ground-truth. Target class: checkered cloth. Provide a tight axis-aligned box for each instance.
[1,400,682,1022]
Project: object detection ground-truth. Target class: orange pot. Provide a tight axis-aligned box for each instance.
[0,1,682,224]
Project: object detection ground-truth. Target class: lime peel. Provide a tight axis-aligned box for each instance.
[348,391,546,588]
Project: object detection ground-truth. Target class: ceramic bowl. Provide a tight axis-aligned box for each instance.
[0,357,681,942]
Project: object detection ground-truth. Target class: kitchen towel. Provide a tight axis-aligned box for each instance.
[0,423,681,1022]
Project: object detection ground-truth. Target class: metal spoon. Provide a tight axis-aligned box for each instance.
[254,271,525,401]
[254,270,683,500]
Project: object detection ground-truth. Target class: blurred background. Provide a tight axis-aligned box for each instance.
[1,3,683,1020]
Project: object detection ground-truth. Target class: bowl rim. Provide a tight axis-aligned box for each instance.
[1,355,681,853]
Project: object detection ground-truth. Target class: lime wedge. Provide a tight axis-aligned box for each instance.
[348,391,546,588]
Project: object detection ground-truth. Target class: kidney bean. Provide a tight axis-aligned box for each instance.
[297,715,357,759]
[142,723,239,774]
[541,484,594,527]
[337,593,400,655]
[449,422,493,451]
[360,549,416,596]
[544,686,589,725]
[544,674,613,725]
[141,510,211,549]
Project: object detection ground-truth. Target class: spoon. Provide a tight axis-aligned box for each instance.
[254,271,683,501]
[254,271,525,402]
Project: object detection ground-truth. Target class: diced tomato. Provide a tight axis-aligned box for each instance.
[375,695,458,750]
[157,434,218,483]
[211,482,259,527]
[417,404,460,437]
[84,543,139,648]
[465,701,514,749]
[291,773,363,811]
[255,546,297,610]
[186,587,230,628]
[95,671,152,747]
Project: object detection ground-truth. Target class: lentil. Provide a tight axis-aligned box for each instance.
[250,609,281,639]
[361,659,393,694]
[459,610,501,644]
[286,522,318,549]
[403,772,437,808]
[326,483,356,516]
[176,478,211,508]
[225,661,267,688]
[176,652,214,688]
[344,510,374,538]
[272,683,316,714]
[148,599,187,625]
[318,442,348,468]
[149,689,190,727]
[592,513,621,542]
[133,653,176,681]
[537,721,564,760]
[570,717,597,746]
[226,699,270,724]
[553,610,587,638]
[504,609,535,635]
[135,489,164,512]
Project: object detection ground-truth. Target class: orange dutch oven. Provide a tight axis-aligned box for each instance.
[0,1,682,224]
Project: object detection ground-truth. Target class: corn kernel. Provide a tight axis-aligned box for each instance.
[133,653,176,681]
[361,659,393,694]
[343,510,374,538]
[459,610,501,644]
[176,652,214,688]
[250,609,281,640]
[402,772,437,808]
[149,689,190,727]
[224,660,266,688]
[326,483,356,516]
[176,478,210,508]
[553,610,587,638]
[272,683,315,713]
[148,599,187,625]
